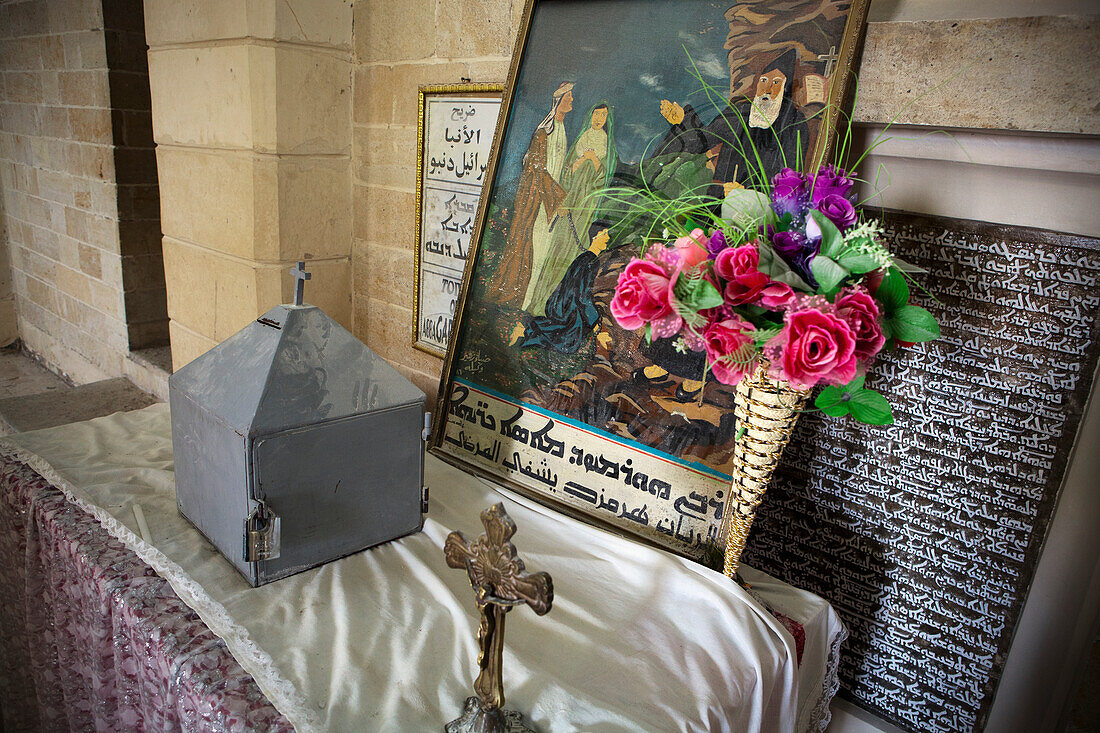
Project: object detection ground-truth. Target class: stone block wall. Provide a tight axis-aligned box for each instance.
[350,0,523,401]
[145,0,354,370]
[0,0,129,382]
[103,0,166,350]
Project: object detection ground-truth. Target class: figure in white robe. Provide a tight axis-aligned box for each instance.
[520,84,574,313]
[525,103,616,316]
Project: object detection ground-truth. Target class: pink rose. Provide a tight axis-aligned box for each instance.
[704,317,756,385]
[610,257,675,331]
[768,308,857,389]
[714,243,769,305]
[758,281,795,309]
[674,228,709,269]
[836,287,886,360]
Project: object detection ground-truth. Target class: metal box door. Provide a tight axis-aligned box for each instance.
[250,405,424,584]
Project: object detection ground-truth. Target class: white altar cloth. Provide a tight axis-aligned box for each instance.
[3,404,845,732]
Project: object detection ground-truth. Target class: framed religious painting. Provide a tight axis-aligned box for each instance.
[431,0,870,562]
[414,84,504,356]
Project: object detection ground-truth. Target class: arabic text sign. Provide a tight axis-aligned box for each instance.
[440,380,730,556]
[416,92,501,355]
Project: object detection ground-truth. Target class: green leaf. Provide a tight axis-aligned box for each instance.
[644,323,653,344]
[757,238,813,291]
[847,389,894,425]
[689,278,725,310]
[875,267,910,313]
[752,326,782,347]
[837,253,882,274]
[815,386,850,417]
[811,255,848,293]
[844,375,866,392]
[742,304,769,318]
[809,210,844,258]
[675,274,724,311]
[889,304,940,342]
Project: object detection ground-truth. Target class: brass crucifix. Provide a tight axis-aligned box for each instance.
[444,503,553,733]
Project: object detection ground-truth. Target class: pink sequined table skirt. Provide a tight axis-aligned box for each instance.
[0,456,294,733]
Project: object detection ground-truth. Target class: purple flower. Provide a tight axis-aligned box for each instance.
[771,167,809,219]
[816,194,858,230]
[811,165,855,205]
[706,229,727,259]
[771,230,820,288]
[773,167,809,192]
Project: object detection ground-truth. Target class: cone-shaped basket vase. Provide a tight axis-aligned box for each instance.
[719,362,810,578]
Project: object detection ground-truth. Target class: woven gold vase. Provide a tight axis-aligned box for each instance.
[719,362,810,579]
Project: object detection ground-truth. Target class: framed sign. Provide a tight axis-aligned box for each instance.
[431,0,870,561]
[414,84,504,356]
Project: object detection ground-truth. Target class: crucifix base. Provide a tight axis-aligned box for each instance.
[444,696,536,733]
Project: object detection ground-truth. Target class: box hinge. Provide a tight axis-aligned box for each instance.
[421,485,430,514]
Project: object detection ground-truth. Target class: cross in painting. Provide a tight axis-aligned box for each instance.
[444,503,553,733]
[818,45,839,78]
[290,260,311,306]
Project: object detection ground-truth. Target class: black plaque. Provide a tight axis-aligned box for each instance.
[743,211,1100,732]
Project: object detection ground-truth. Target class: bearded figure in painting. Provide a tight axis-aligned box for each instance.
[655,49,806,196]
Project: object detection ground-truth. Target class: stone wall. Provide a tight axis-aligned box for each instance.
[0,0,130,382]
[350,0,522,401]
[145,0,354,371]
[103,0,166,350]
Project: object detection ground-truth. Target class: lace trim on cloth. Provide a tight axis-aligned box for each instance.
[745,583,849,733]
[808,621,848,732]
[0,442,321,733]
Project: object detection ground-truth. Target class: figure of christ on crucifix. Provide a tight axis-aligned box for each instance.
[444,503,553,733]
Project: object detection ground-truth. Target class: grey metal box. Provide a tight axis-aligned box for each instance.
[169,303,427,586]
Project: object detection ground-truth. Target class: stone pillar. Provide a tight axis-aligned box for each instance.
[144,0,352,369]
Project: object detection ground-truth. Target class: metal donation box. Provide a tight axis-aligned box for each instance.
[169,271,427,586]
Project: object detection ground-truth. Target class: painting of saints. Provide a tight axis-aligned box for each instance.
[653,48,805,195]
[524,102,617,316]
[486,82,574,309]
[511,224,614,354]
[445,1,866,546]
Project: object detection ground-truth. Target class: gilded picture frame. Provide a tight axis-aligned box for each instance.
[430,0,871,562]
[414,83,504,357]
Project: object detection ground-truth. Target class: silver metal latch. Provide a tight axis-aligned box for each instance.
[421,486,430,514]
[244,501,281,562]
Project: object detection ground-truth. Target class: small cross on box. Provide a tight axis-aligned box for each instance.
[290,260,312,306]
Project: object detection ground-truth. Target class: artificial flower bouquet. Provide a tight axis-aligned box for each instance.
[608,163,940,576]
[609,163,939,425]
